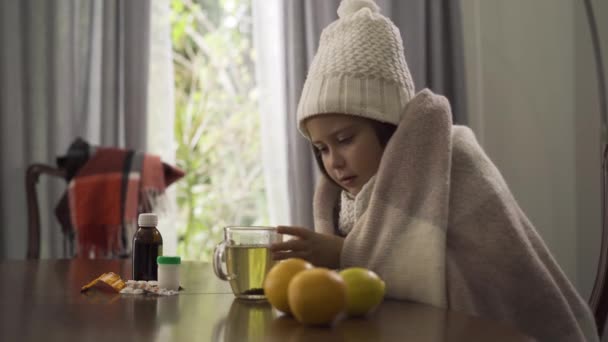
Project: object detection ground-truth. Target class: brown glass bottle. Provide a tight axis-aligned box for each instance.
[132,213,163,281]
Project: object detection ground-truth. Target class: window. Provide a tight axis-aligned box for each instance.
[170,0,269,260]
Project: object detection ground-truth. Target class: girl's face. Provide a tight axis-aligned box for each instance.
[306,114,385,196]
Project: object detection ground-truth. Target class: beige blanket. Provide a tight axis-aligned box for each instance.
[313,89,598,341]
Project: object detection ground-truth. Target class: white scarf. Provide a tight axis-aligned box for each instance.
[338,176,376,236]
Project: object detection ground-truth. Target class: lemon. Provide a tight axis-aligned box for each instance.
[339,267,385,317]
[263,258,313,314]
[288,268,347,326]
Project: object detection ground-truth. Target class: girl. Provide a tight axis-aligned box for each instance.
[270,0,598,341]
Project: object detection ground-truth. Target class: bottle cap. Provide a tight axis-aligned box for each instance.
[138,213,158,227]
[157,256,181,265]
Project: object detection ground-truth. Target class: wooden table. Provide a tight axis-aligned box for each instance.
[0,259,534,341]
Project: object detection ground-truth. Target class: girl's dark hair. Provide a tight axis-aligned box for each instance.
[311,119,397,186]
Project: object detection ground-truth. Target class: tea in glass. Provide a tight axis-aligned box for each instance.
[213,226,281,300]
[225,245,275,299]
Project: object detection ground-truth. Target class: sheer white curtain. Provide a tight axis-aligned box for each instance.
[0,0,152,259]
[253,0,339,229]
[147,0,178,255]
[252,0,291,226]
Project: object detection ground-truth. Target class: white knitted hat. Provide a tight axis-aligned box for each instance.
[297,0,415,136]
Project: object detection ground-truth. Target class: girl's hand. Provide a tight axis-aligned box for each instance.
[270,226,344,269]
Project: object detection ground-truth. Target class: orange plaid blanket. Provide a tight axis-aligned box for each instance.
[60,145,184,258]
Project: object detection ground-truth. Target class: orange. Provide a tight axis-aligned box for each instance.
[287,268,347,326]
[263,258,313,314]
[339,267,385,317]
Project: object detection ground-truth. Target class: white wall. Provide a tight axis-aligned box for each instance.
[461,0,605,298]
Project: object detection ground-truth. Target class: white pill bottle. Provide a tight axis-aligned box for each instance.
[157,256,181,291]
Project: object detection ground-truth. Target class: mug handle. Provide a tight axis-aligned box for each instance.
[213,240,230,281]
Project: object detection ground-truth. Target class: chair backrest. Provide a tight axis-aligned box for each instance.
[25,163,67,259]
[589,144,608,337]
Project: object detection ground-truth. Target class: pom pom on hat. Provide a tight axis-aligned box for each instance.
[337,0,380,18]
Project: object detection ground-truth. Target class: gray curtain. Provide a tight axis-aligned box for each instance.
[282,0,466,228]
[0,0,151,259]
[385,0,467,123]
[283,0,340,229]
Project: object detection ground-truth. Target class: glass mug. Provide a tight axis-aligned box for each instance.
[213,226,281,300]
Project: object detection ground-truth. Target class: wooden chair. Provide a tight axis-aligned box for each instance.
[583,0,608,336]
[589,145,608,337]
[25,163,69,259]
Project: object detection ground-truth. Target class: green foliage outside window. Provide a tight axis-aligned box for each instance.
[171,0,268,261]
